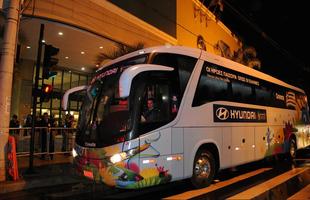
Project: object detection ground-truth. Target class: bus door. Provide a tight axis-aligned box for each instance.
[136,72,183,183]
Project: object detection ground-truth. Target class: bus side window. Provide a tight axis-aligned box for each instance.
[138,72,180,135]
[140,84,172,123]
[255,86,272,106]
[151,53,197,98]
[231,81,252,104]
[193,70,230,106]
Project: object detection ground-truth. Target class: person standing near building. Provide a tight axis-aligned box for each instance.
[40,113,53,159]
[9,114,20,135]
[62,114,74,152]
[23,114,32,136]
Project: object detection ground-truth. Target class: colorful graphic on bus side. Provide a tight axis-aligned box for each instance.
[73,140,172,189]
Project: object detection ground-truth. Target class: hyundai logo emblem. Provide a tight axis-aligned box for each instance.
[216,107,229,120]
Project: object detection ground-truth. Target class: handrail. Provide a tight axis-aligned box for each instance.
[8,127,77,157]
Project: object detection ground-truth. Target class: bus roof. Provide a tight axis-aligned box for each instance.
[97,45,202,71]
[97,45,304,94]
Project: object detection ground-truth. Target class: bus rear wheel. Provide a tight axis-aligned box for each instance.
[289,138,297,160]
[191,149,215,188]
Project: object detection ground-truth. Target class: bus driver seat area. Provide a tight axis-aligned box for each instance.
[141,98,161,123]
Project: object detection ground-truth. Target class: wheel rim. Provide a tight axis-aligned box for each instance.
[290,141,296,158]
[194,156,211,180]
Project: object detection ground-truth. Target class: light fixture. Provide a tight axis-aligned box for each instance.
[58,32,63,36]
[99,46,103,49]
[110,147,140,164]
[165,43,172,48]
[65,56,69,59]
[96,64,99,67]
[142,159,155,164]
[42,40,46,43]
[26,46,31,49]
[81,67,85,71]
[69,70,71,73]
[110,153,126,164]
[72,148,77,158]
[81,51,85,55]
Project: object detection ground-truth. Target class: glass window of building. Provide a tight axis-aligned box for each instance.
[13,18,119,127]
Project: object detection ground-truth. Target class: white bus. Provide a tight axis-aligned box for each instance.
[62,45,310,189]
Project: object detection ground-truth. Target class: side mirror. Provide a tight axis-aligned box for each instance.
[119,64,173,98]
[62,85,88,110]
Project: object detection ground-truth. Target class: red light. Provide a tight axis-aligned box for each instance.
[119,100,128,105]
[43,84,52,93]
[116,136,125,143]
[83,170,94,179]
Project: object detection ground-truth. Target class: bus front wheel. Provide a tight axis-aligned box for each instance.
[191,149,215,188]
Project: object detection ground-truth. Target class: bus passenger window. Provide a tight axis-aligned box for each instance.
[231,81,252,103]
[151,53,197,98]
[193,72,229,106]
[255,86,272,106]
[171,95,179,114]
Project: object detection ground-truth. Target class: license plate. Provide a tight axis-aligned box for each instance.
[83,170,94,179]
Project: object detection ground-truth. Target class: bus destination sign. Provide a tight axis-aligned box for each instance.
[213,104,267,123]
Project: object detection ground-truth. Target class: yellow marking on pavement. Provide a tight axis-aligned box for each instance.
[164,168,272,200]
[227,167,309,200]
[288,184,310,200]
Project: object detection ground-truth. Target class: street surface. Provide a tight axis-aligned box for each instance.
[1,148,309,200]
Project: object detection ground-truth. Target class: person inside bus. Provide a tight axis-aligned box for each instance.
[141,98,161,123]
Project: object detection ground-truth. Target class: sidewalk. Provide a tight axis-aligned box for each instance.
[0,155,86,194]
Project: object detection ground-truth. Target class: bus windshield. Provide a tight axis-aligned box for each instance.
[77,74,130,147]
[76,55,148,148]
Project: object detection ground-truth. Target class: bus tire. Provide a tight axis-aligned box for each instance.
[191,149,215,188]
[289,138,297,160]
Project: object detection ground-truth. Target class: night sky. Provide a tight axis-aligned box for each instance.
[210,0,310,93]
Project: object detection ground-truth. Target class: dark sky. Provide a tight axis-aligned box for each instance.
[227,0,309,63]
[211,0,310,91]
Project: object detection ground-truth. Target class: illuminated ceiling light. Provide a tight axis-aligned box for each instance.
[96,64,99,67]
[42,40,46,43]
[81,67,85,71]
[26,46,31,49]
[65,56,69,59]
[69,70,71,73]
[99,46,103,49]
[58,32,63,36]
[81,51,85,55]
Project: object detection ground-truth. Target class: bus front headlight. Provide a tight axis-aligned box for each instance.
[110,152,127,164]
[109,147,139,164]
